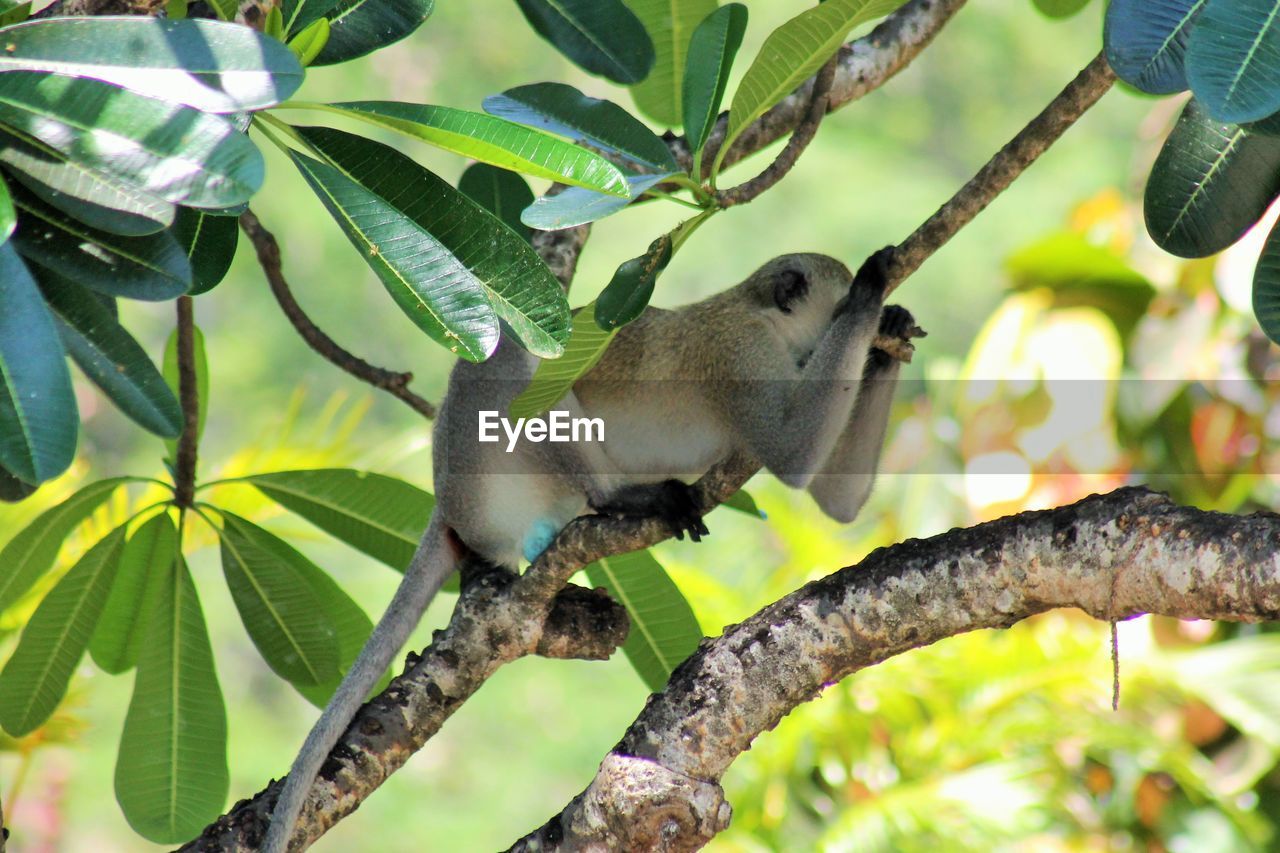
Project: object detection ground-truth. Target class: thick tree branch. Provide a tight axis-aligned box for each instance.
[516,488,1280,850]
[239,210,437,420]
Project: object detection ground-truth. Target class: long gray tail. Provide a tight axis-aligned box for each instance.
[262,513,454,852]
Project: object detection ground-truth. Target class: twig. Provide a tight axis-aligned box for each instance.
[172,296,199,508]
[713,54,839,208]
[884,51,1117,292]
[238,210,437,420]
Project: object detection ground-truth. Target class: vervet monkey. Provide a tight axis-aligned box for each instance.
[264,248,920,851]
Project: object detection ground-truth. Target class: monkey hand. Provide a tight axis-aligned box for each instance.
[592,480,710,543]
[851,246,895,299]
[870,305,926,366]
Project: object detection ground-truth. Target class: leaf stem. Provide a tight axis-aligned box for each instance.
[642,189,703,210]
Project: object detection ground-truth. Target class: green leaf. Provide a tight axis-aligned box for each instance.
[721,488,764,518]
[1104,0,1203,95]
[38,270,183,438]
[0,2,30,26]
[244,468,434,571]
[216,512,341,686]
[0,72,264,208]
[1144,99,1280,257]
[726,0,906,155]
[625,0,718,127]
[294,126,571,359]
[595,233,672,329]
[161,324,208,463]
[1031,0,1092,18]
[311,101,629,198]
[287,560,380,708]
[0,525,125,736]
[90,512,177,674]
[263,5,285,39]
[287,16,331,66]
[683,3,748,156]
[1253,215,1280,344]
[0,243,76,484]
[312,0,435,66]
[207,0,238,20]
[0,463,36,503]
[509,301,615,419]
[0,477,126,614]
[521,171,675,231]
[282,0,340,35]
[0,173,13,242]
[0,17,303,113]
[115,557,228,843]
[171,208,238,296]
[1186,0,1280,123]
[514,0,654,84]
[585,549,702,691]
[11,185,191,300]
[458,163,534,241]
[0,127,175,236]
[483,82,677,171]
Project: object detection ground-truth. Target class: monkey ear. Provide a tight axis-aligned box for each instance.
[773,269,809,314]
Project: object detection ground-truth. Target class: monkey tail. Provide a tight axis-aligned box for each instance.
[263,512,455,853]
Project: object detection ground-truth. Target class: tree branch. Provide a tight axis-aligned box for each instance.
[239,210,437,420]
[172,296,199,508]
[515,488,1280,850]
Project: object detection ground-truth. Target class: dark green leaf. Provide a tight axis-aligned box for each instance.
[312,0,435,66]
[287,561,380,708]
[0,72,264,208]
[0,463,36,503]
[1245,109,1280,136]
[207,0,238,20]
[295,126,571,359]
[0,525,125,736]
[595,233,672,329]
[585,549,701,691]
[514,0,654,84]
[0,243,76,483]
[0,477,126,612]
[38,270,182,437]
[1144,99,1280,257]
[12,185,191,300]
[1104,0,1202,95]
[483,83,677,171]
[509,301,616,419]
[0,173,13,242]
[1186,0,1280,123]
[90,512,177,674]
[682,4,748,156]
[115,557,228,843]
[0,17,302,112]
[625,0,718,126]
[1253,216,1280,344]
[721,488,764,518]
[1031,0,1092,18]
[314,101,628,198]
[217,512,341,686]
[171,207,238,295]
[521,172,675,231]
[283,0,341,36]
[0,2,30,26]
[458,163,534,241]
[245,468,433,571]
[0,127,174,236]
[161,324,208,464]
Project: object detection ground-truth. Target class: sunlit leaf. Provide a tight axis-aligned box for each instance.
[90,513,177,674]
[1031,0,1092,18]
[0,173,13,242]
[509,301,616,419]
[287,16,330,66]
[514,0,654,84]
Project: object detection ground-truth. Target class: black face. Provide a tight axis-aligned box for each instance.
[773,268,809,314]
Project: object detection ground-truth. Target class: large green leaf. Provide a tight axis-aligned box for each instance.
[1104,0,1203,95]
[458,163,534,241]
[0,477,127,613]
[521,171,675,231]
[0,17,303,113]
[1186,0,1280,123]
[513,0,654,84]
[595,233,672,329]
[38,271,182,438]
[683,3,749,156]
[89,513,178,674]
[295,126,571,359]
[1144,99,1280,257]
[1252,215,1280,344]
[0,525,125,736]
[0,243,76,484]
[283,0,341,37]
[725,0,905,155]
[161,324,208,465]
[585,549,702,691]
[483,82,677,171]
[216,512,341,686]
[171,207,238,295]
[115,557,228,843]
[509,301,616,419]
[312,0,435,66]
[12,185,191,300]
[288,559,380,708]
[0,127,175,236]
[625,0,718,127]
[244,468,434,571]
[0,72,263,208]
[307,102,628,198]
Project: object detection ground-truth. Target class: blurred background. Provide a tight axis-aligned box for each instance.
[5,1,1280,850]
